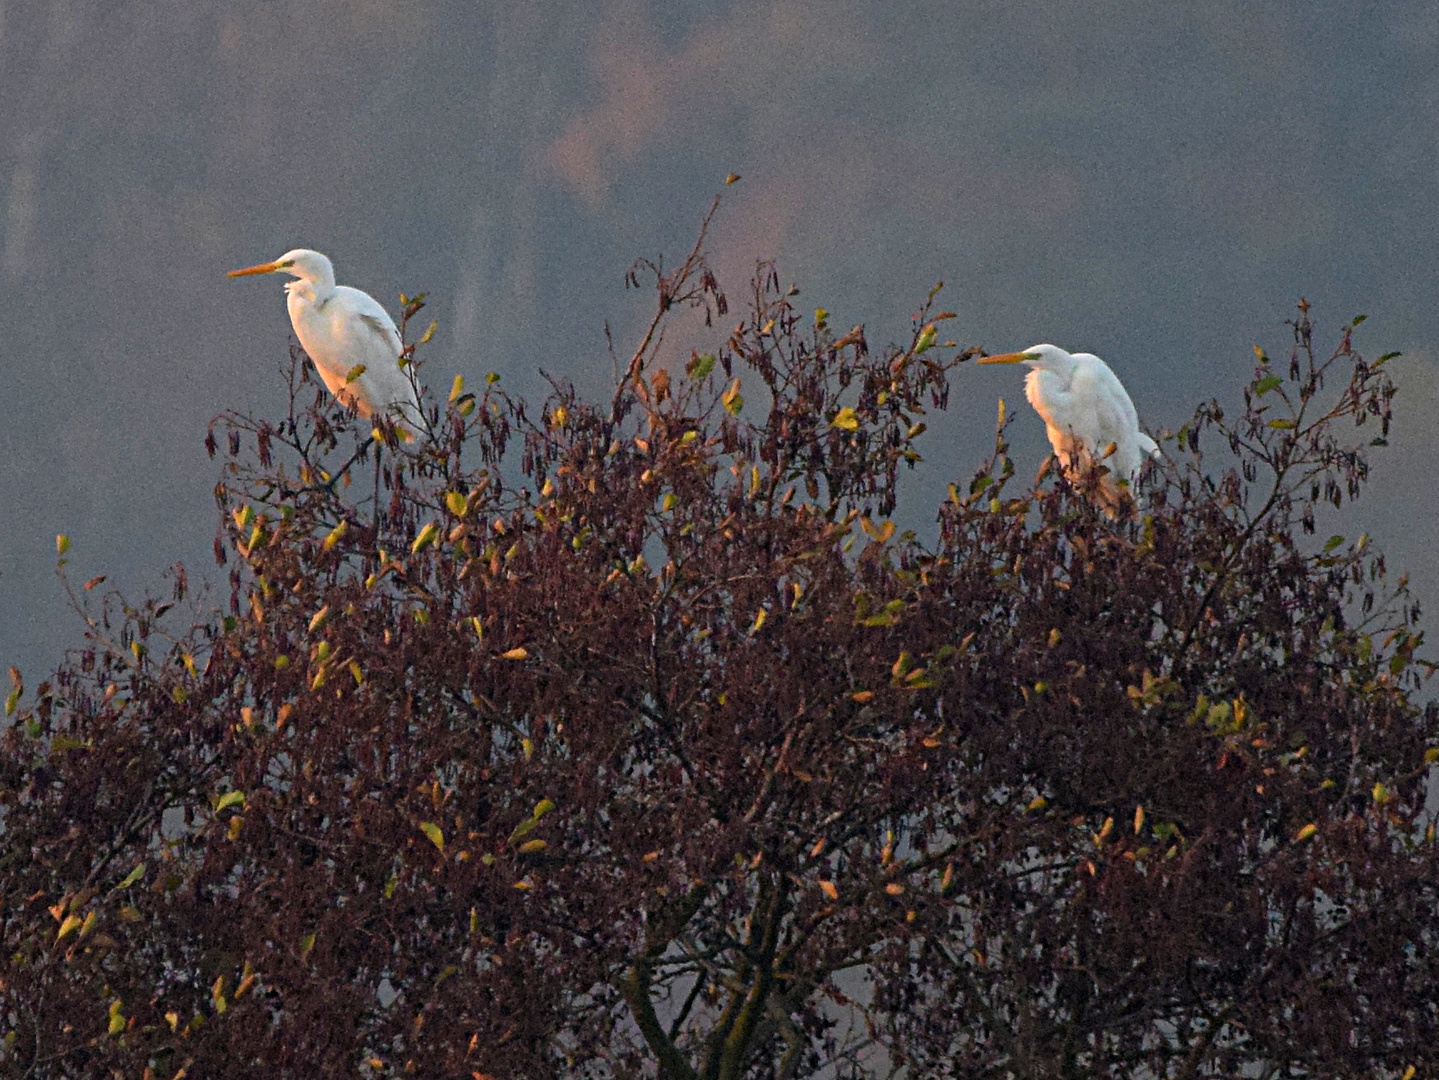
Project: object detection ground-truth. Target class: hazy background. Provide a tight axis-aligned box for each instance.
[3,0,1439,679]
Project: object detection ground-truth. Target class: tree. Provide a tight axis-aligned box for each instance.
[2,201,1436,1080]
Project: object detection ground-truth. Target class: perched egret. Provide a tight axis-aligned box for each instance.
[978,343,1159,514]
[228,249,421,429]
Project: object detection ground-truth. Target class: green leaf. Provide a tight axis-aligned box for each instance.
[1254,375,1283,397]
[1267,418,1296,430]
[508,817,539,844]
[533,798,557,819]
[832,407,860,432]
[1323,535,1345,553]
[686,352,716,380]
[420,822,445,851]
[344,363,367,384]
[115,863,145,890]
[56,534,71,556]
[1351,314,1367,326]
[214,790,246,813]
[445,491,468,517]
[914,324,937,355]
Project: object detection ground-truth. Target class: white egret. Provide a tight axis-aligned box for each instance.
[228,249,421,430]
[978,343,1159,514]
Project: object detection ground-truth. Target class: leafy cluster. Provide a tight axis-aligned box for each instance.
[1,209,1436,1080]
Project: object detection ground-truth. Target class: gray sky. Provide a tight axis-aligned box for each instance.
[3,0,1438,679]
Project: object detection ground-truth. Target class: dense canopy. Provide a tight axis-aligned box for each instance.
[2,215,1436,1079]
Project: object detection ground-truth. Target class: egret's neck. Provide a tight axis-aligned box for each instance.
[286,276,336,307]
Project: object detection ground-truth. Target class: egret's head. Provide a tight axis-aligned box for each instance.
[228,248,334,286]
[977,343,1074,374]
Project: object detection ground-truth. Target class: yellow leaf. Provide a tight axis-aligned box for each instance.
[420,822,445,851]
[502,647,529,660]
[449,374,465,403]
[851,690,874,703]
[411,522,440,553]
[831,406,860,431]
[57,914,83,941]
[344,363,367,384]
[1133,806,1145,834]
[724,172,741,185]
[308,605,330,633]
[722,378,744,415]
[884,882,904,896]
[56,534,71,556]
[751,609,768,633]
[1026,796,1047,812]
[322,520,348,550]
[551,405,568,427]
[446,491,468,516]
[419,320,437,345]
[1294,822,1318,843]
[107,1000,126,1036]
[517,839,547,854]
[819,880,839,900]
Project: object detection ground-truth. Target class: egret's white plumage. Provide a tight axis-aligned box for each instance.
[228,249,421,428]
[979,343,1158,514]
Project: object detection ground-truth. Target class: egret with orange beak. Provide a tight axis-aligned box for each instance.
[978,343,1158,514]
[228,249,421,430]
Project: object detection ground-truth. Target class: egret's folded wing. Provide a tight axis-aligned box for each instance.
[358,313,403,357]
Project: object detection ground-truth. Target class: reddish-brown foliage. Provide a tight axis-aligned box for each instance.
[2,210,1436,1079]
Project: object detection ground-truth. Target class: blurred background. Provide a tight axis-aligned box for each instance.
[2,0,1438,680]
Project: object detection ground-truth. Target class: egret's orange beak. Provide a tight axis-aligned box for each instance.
[977,351,1035,365]
[227,261,284,278]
